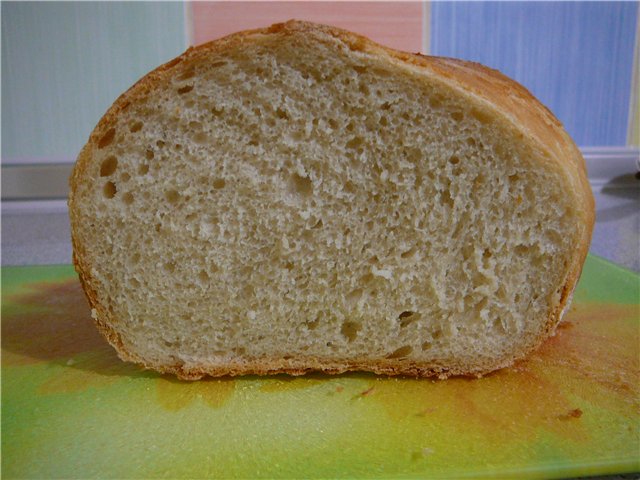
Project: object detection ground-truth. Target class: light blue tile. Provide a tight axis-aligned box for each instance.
[430,1,638,147]
[1,2,186,162]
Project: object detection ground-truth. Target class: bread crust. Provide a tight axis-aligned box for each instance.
[68,20,594,380]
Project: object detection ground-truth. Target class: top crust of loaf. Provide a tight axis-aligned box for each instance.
[69,20,594,380]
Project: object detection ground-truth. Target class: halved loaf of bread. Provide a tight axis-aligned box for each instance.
[69,20,594,380]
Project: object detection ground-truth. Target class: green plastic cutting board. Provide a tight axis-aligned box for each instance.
[2,255,639,479]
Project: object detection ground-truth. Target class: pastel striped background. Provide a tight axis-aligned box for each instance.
[2,1,639,165]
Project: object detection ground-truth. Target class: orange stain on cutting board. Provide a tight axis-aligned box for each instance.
[3,279,146,394]
[2,280,105,366]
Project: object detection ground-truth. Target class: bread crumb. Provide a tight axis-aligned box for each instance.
[360,386,375,397]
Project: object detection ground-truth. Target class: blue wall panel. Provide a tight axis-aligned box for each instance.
[430,1,638,147]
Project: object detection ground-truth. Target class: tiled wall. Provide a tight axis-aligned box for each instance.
[2,1,638,165]
[1,2,186,163]
[430,1,638,147]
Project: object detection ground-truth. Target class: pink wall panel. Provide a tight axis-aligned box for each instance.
[190,1,424,53]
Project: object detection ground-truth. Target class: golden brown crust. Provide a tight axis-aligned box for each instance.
[68,20,594,380]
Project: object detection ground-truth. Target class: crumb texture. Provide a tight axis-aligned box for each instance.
[69,21,591,378]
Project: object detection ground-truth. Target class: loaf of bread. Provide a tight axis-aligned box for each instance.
[69,20,594,380]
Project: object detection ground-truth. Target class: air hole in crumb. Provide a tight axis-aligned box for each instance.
[360,273,375,285]
[100,156,118,177]
[300,229,314,242]
[399,311,421,328]
[471,108,492,125]
[429,95,443,109]
[130,253,141,264]
[120,172,130,182]
[103,181,116,199]
[346,136,363,149]
[341,321,361,342]
[306,318,319,330]
[451,111,464,122]
[156,140,165,148]
[328,118,338,129]
[345,288,363,306]
[193,132,208,144]
[165,189,180,204]
[242,283,255,297]
[145,149,154,160]
[164,262,175,273]
[276,108,289,120]
[343,181,356,195]
[449,155,460,165]
[138,163,149,175]
[177,85,193,94]
[122,192,134,205]
[400,247,416,259]
[440,190,454,208]
[198,270,209,283]
[213,178,226,189]
[178,67,196,80]
[493,318,506,334]
[421,341,432,350]
[386,345,413,359]
[288,173,313,198]
[129,121,143,133]
[98,128,116,149]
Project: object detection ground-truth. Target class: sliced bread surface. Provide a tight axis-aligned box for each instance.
[69,20,594,379]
